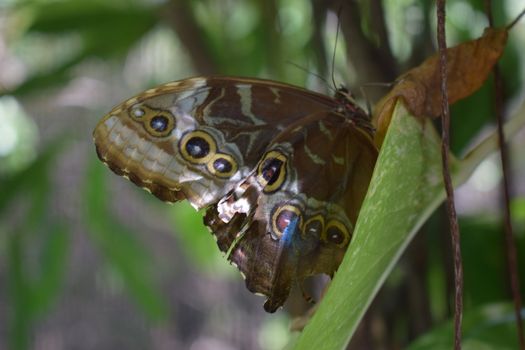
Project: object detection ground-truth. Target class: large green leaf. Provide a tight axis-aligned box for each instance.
[292,99,525,349]
[3,141,70,350]
[25,0,154,34]
[10,0,158,95]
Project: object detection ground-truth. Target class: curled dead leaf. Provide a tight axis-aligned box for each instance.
[372,27,508,148]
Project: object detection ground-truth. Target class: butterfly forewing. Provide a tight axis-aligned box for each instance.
[93,76,377,312]
[94,77,341,207]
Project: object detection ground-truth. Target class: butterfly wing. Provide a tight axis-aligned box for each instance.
[93,76,377,311]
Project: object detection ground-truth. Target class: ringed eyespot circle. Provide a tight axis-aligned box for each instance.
[179,130,217,164]
[257,150,288,193]
[128,105,176,137]
[321,219,351,248]
[144,112,175,137]
[271,204,303,240]
[303,215,325,238]
[207,153,238,178]
[150,115,169,132]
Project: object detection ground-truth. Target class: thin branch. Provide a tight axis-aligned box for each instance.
[485,1,525,348]
[494,64,525,350]
[436,1,463,349]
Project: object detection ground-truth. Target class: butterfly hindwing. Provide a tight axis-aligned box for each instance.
[204,112,377,311]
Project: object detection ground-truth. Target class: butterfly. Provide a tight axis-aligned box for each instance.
[93,76,378,312]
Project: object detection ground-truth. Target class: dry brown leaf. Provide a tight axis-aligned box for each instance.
[372,27,508,148]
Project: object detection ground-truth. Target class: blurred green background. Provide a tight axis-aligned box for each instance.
[0,0,524,349]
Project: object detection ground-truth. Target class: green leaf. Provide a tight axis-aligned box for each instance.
[10,0,158,95]
[7,229,33,350]
[3,140,68,350]
[25,0,156,36]
[407,303,525,350]
[25,0,157,57]
[167,202,228,273]
[83,158,169,321]
[12,52,93,96]
[460,217,508,306]
[0,139,63,215]
[30,224,69,316]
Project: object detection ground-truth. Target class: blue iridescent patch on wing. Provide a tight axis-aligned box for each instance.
[281,216,299,246]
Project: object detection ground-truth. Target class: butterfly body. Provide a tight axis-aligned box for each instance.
[93,76,377,312]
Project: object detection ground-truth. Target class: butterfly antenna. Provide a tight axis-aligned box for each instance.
[360,86,372,116]
[285,61,333,92]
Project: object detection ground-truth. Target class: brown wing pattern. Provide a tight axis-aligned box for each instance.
[94,77,340,208]
[204,112,377,311]
[93,76,377,311]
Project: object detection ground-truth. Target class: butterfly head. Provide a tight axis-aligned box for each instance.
[332,86,375,134]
